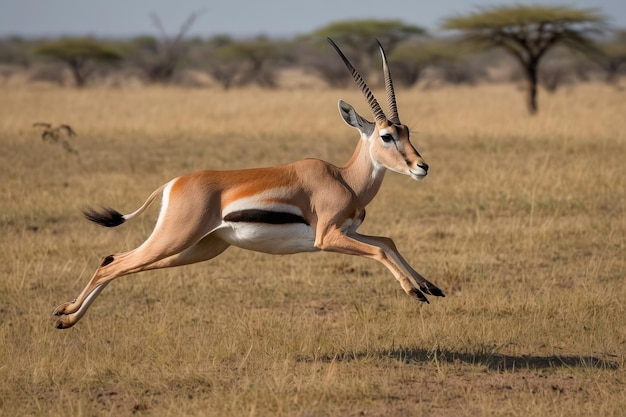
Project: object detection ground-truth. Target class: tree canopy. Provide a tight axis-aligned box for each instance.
[443,5,605,30]
[35,38,122,62]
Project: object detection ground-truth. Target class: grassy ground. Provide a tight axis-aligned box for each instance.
[0,83,624,416]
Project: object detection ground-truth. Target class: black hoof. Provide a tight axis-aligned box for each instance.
[410,288,430,304]
[421,283,445,297]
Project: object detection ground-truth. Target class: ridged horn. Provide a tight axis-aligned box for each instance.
[327,37,387,124]
[376,39,400,124]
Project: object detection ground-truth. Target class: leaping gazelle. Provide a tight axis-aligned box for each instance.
[53,39,444,329]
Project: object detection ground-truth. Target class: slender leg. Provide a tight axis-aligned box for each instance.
[315,227,431,302]
[53,244,190,328]
[349,232,444,297]
[53,241,192,317]
[54,281,110,329]
[53,233,230,329]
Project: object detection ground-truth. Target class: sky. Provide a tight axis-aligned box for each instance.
[1,0,624,39]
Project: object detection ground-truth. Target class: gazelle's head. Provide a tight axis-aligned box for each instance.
[328,38,428,180]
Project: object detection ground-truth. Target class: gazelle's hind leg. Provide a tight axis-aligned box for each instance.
[53,244,194,329]
[54,238,205,317]
[53,280,111,329]
[53,179,226,328]
[53,233,229,329]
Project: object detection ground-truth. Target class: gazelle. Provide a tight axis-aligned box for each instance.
[53,39,444,329]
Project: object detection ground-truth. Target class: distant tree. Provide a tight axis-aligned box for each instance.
[127,11,202,83]
[442,5,607,114]
[439,59,488,86]
[294,40,353,87]
[388,40,463,87]
[209,37,292,88]
[197,35,240,89]
[311,19,426,75]
[34,38,122,87]
[0,36,33,67]
[595,30,626,84]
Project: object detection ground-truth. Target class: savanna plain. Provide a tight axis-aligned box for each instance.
[0,82,624,417]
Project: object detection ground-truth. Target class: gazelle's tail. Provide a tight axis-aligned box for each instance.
[82,183,167,228]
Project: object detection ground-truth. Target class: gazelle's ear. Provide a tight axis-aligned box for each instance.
[338,100,375,137]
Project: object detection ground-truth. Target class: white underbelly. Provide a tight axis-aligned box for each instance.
[215,222,318,255]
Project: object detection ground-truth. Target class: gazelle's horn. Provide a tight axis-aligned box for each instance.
[376,39,400,124]
[327,37,386,124]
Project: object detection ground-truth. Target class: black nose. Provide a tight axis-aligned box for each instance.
[418,162,429,173]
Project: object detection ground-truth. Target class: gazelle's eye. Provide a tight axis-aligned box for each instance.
[381,134,393,143]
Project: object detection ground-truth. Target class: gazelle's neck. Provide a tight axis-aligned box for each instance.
[340,138,386,207]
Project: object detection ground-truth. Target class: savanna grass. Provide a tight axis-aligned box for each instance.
[0,83,624,416]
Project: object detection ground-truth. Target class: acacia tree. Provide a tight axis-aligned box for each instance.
[442,5,606,114]
[198,35,241,90]
[35,38,122,87]
[206,37,292,88]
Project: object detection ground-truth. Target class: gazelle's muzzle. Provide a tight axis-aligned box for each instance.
[410,161,428,180]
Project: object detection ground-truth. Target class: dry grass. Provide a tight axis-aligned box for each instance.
[0,83,624,416]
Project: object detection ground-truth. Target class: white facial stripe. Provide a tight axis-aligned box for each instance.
[223,188,304,218]
[367,144,386,180]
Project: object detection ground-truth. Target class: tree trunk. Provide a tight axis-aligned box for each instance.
[68,59,86,87]
[525,62,539,115]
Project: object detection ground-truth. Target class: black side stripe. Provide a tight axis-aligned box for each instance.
[224,209,309,225]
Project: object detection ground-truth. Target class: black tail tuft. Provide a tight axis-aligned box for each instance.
[82,207,125,228]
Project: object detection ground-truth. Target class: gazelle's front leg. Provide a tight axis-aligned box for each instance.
[348,232,444,298]
[315,226,431,302]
